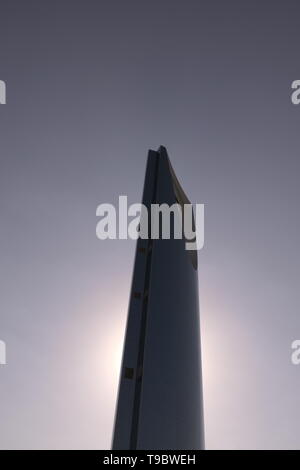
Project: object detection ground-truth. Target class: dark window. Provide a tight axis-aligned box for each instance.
[124,367,134,379]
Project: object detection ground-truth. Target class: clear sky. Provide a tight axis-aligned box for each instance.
[1,1,300,449]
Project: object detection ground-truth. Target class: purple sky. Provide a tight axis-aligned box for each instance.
[1,1,300,449]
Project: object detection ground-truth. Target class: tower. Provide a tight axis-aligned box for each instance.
[112,146,204,450]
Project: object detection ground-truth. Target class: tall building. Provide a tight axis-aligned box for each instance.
[112,146,204,450]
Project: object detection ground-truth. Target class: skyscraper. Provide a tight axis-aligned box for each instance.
[112,146,204,450]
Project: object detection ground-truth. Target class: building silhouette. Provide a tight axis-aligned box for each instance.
[112,146,204,450]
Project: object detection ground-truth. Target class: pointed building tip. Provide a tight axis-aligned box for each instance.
[148,145,169,158]
[158,145,168,154]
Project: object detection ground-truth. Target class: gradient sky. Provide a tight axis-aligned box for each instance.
[1,1,300,449]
